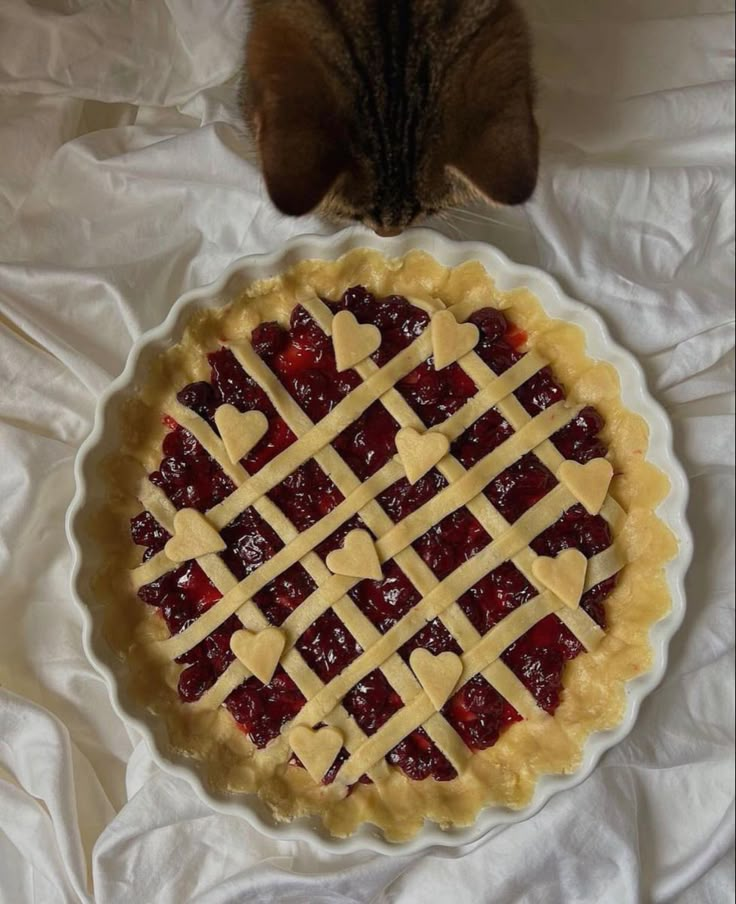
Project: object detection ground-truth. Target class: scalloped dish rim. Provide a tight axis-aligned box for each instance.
[66,227,693,856]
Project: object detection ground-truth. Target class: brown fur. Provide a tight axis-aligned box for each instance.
[243,0,538,233]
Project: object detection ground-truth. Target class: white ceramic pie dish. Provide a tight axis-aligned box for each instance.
[66,227,692,856]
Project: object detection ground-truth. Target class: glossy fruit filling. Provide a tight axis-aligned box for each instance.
[132,287,618,782]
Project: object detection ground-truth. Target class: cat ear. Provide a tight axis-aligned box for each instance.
[449,106,539,207]
[246,16,348,217]
[446,8,540,208]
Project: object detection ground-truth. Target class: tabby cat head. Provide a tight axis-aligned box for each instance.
[244,0,538,234]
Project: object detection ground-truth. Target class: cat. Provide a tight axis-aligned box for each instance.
[242,0,538,235]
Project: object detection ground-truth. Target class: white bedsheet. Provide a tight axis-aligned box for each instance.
[0,2,733,902]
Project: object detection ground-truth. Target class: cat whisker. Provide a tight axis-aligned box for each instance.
[434,211,465,240]
[445,205,508,220]
[444,207,528,233]
[446,205,523,222]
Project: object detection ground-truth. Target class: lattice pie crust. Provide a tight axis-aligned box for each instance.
[92,250,676,841]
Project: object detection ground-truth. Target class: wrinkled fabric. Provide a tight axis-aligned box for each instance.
[0,1,733,902]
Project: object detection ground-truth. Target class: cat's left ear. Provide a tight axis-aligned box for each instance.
[448,105,539,206]
[245,13,349,217]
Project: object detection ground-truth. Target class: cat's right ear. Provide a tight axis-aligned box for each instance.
[245,15,348,217]
[444,10,539,208]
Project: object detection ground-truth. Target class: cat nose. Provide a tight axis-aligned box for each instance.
[373,225,403,238]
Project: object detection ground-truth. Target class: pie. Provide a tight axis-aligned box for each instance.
[93,249,677,841]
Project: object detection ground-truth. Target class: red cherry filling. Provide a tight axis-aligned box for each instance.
[334,402,401,480]
[176,381,219,429]
[386,728,457,781]
[244,416,297,475]
[339,286,430,367]
[378,469,448,523]
[515,366,565,416]
[398,361,477,427]
[267,308,361,422]
[253,564,317,627]
[268,459,343,531]
[532,504,613,560]
[251,321,287,359]
[444,675,521,751]
[413,508,491,580]
[296,609,362,683]
[130,511,170,561]
[552,407,608,464]
[485,453,558,524]
[220,507,283,582]
[150,425,235,513]
[177,615,241,703]
[137,562,230,702]
[344,670,403,735]
[349,560,420,634]
[580,575,617,628]
[209,347,273,414]
[452,408,514,469]
[400,618,461,661]
[138,561,220,620]
[132,288,620,781]
[502,615,579,713]
[459,562,537,636]
[476,333,523,375]
[226,668,306,749]
[469,308,507,344]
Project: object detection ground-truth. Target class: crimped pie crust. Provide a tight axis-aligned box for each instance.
[91,250,677,842]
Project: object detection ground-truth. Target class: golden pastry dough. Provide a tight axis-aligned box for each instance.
[214,406,268,465]
[164,509,225,563]
[395,427,450,485]
[431,309,480,370]
[230,628,285,686]
[289,725,344,783]
[90,248,677,843]
[558,458,614,517]
[332,309,382,372]
[533,549,589,610]
[410,649,464,711]
[325,529,383,581]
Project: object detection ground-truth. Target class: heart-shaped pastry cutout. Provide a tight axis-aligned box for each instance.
[289,725,344,783]
[396,427,450,485]
[215,405,268,465]
[164,509,226,563]
[410,649,463,710]
[230,627,285,685]
[332,310,382,372]
[325,529,382,581]
[431,310,480,370]
[558,458,614,516]
[532,549,588,610]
